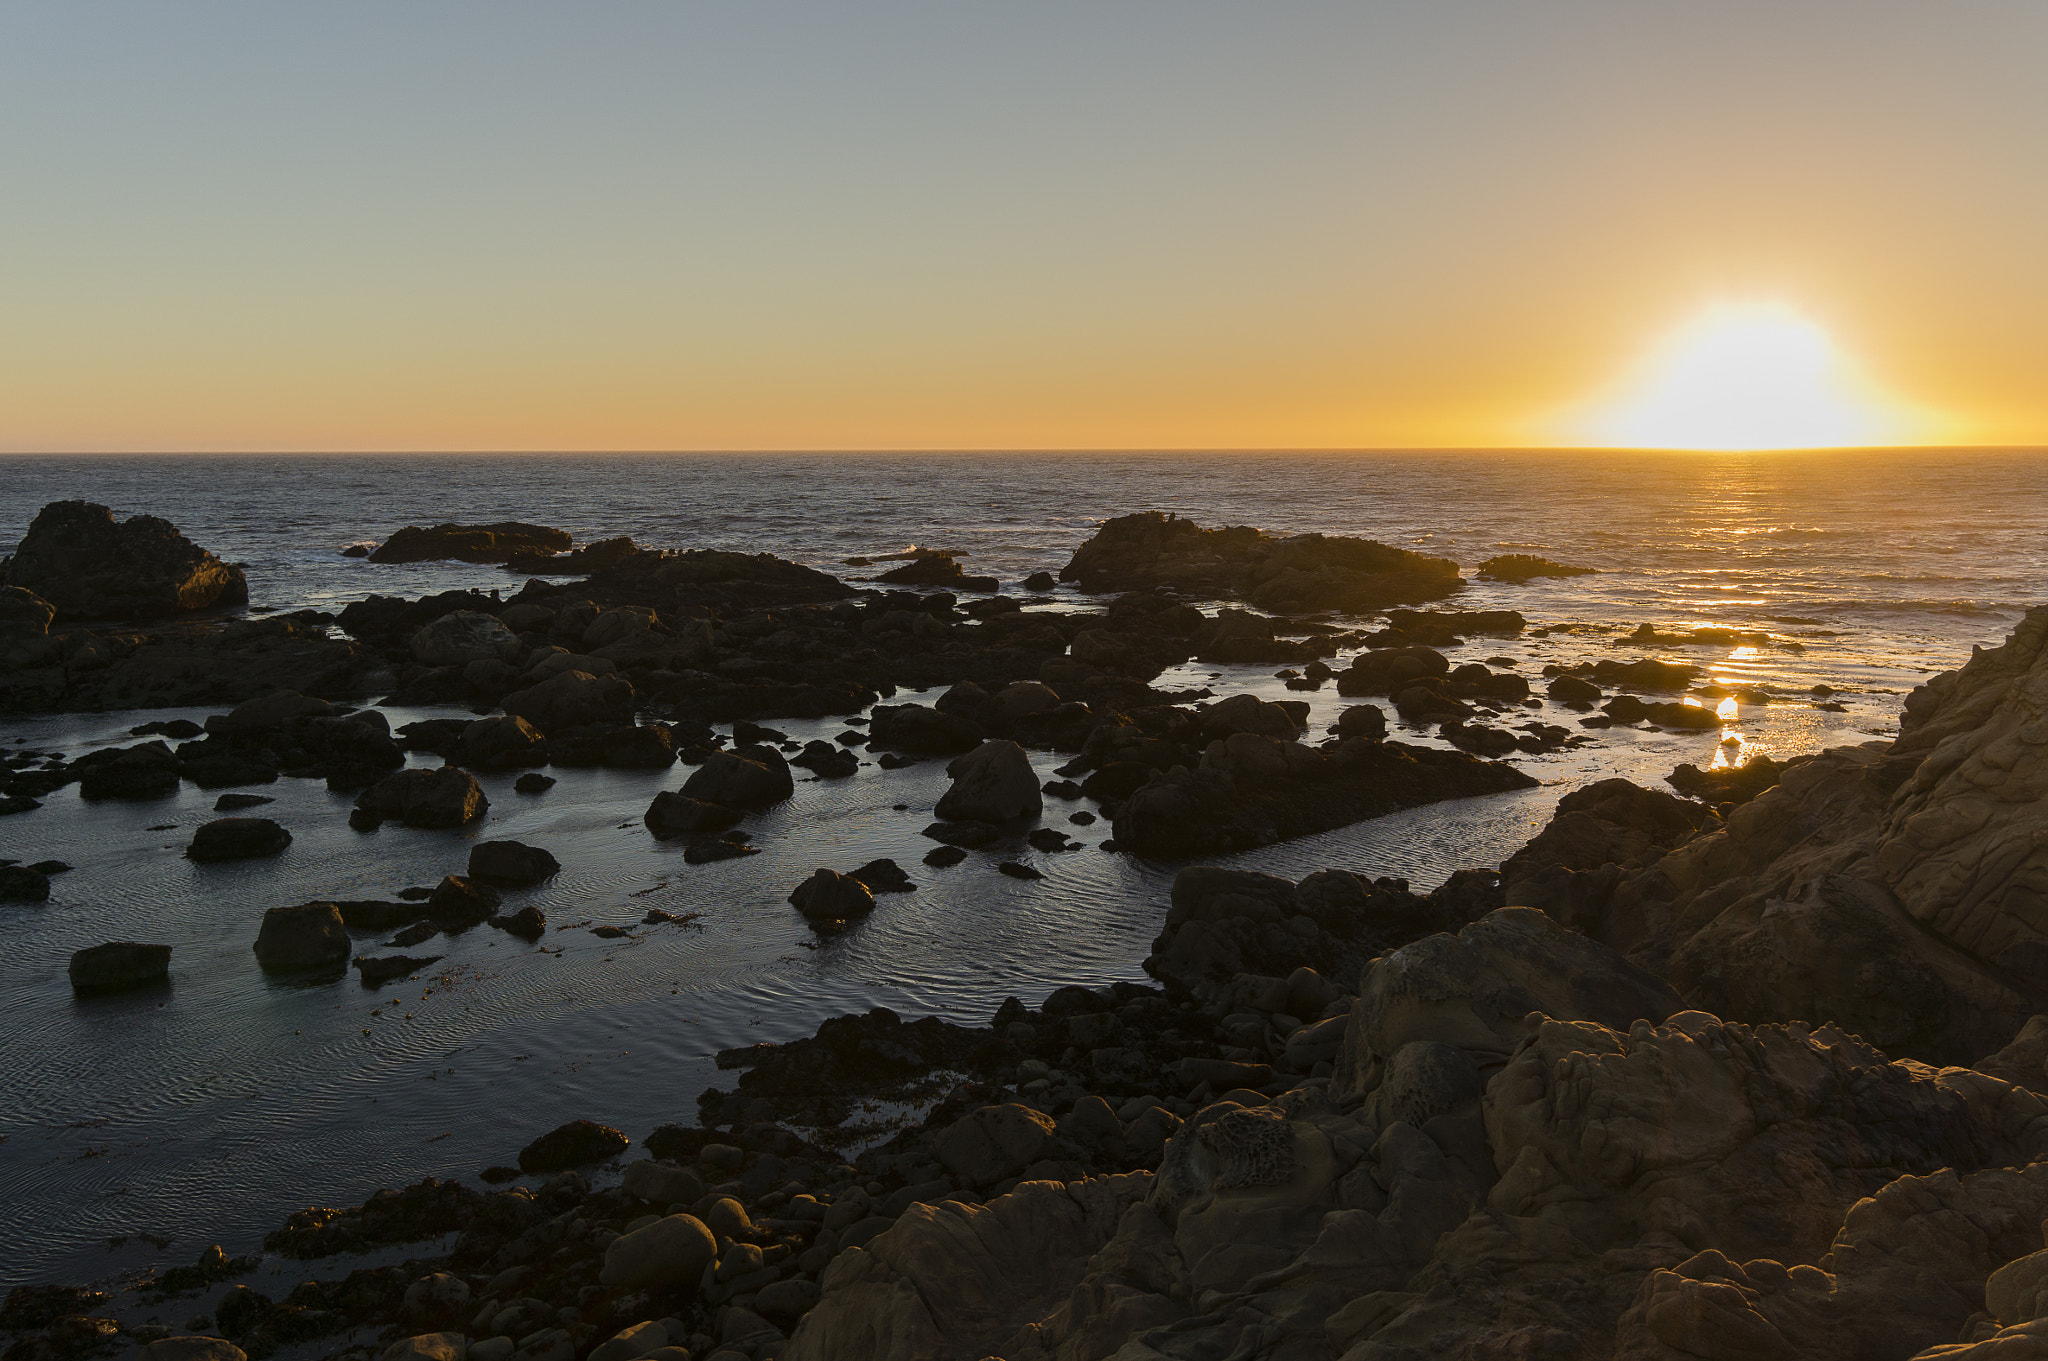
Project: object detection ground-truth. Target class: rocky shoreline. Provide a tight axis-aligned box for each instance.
[10,502,2020,1360]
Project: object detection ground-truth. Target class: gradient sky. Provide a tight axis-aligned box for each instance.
[4,2,2046,452]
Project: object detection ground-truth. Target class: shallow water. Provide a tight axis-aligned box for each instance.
[1,448,2042,1289]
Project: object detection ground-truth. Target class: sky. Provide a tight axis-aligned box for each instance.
[3,2,2046,453]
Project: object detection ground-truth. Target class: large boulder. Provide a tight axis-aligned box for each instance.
[368,522,571,565]
[253,903,350,971]
[501,670,635,733]
[355,767,489,828]
[185,817,292,862]
[69,942,172,991]
[408,612,521,667]
[4,500,248,622]
[455,715,548,770]
[932,1103,1057,1187]
[933,740,1041,822]
[644,793,742,840]
[868,703,984,753]
[467,840,560,886]
[682,745,793,808]
[788,869,876,924]
[598,1213,717,1293]
[1059,511,1460,611]
[1112,736,1535,857]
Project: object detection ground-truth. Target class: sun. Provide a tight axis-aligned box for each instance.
[1578,301,1926,451]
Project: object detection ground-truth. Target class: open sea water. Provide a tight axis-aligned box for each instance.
[1,447,2045,1290]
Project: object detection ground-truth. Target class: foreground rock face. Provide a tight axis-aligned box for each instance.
[4,500,249,622]
[1059,511,1462,613]
[1507,605,2048,1066]
[355,767,489,828]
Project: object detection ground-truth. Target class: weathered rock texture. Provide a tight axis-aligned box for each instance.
[1511,605,2048,1066]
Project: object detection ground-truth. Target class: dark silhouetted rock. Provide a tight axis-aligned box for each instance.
[518,1119,630,1173]
[681,745,793,807]
[935,740,1042,822]
[185,817,292,862]
[5,500,248,622]
[1476,553,1595,582]
[352,954,443,987]
[467,840,561,886]
[69,942,172,991]
[1060,511,1461,612]
[253,903,350,971]
[368,522,572,565]
[0,866,51,902]
[354,767,488,828]
[788,868,876,923]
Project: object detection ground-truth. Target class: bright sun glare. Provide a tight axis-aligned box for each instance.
[1583,301,1919,451]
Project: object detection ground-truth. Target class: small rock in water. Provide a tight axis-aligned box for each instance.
[1023,570,1058,592]
[923,845,968,868]
[518,1119,630,1174]
[0,866,52,902]
[922,820,1000,848]
[27,860,70,875]
[388,922,437,948]
[212,793,275,812]
[468,839,561,886]
[1069,811,1098,825]
[69,942,172,991]
[184,818,292,863]
[996,861,1044,880]
[684,835,757,864]
[877,752,920,769]
[849,858,917,893]
[352,954,442,987]
[491,905,547,939]
[787,868,876,923]
[1025,828,1071,851]
[396,886,435,901]
[514,773,556,794]
[591,925,631,940]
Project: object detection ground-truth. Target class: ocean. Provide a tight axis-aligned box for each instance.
[1,446,2043,1291]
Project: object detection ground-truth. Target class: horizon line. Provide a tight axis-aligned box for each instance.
[2,443,2043,458]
